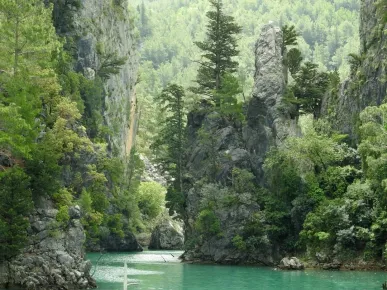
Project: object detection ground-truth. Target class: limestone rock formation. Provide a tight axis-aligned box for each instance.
[141,155,167,186]
[322,0,387,141]
[183,23,297,265]
[0,199,96,289]
[0,1,140,289]
[244,23,299,181]
[73,0,139,157]
[149,220,184,250]
[278,257,304,270]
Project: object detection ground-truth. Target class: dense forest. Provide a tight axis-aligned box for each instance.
[0,0,164,266]
[132,0,360,154]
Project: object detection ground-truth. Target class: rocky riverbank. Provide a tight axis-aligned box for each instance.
[0,199,96,290]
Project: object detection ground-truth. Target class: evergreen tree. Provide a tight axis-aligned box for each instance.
[0,0,59,75]
[151,84,186,216]
[290,62,330,118]
[138,1,151,38]
[281,25,299,52]
[192,0,242,101]
[0,167,33,261]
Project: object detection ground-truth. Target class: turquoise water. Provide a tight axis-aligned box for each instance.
[87,251,387,290]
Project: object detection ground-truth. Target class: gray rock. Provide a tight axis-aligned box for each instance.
[73,0,139,158]
[68,205,81,219]
[321,0,387,142]
[83,67,95,80]
[99,231,143,252]
[183,22,298,265]
[149,220,184,250]
[315,252,329,263]
[279,257,304,270]
[0,197,96,289]
[56,251,74,268]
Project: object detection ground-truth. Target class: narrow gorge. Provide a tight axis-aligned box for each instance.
[0,0,387,289]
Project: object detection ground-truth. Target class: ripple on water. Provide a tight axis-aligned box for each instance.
[93,265,163,283]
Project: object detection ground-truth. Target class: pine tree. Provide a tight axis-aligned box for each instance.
[0,167,33,262]
[151,84,186,216]
[192,0,242,101]
[0,0,59,75]
[291,62,330,118]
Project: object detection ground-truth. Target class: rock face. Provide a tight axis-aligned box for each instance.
[73,0,139,157]
[0,199,95,289]
[244,23,299,181]
[101,232,143,252]
[278,257,304,270]
[141,155,167,186]
[183,23,297,265]
[0,1,140,289]
[323,0,387,141]
[149,220,184,250]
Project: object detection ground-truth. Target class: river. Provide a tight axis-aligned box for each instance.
[87,250,387,290]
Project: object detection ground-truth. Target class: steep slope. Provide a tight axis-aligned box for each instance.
[0,1,139,289]
[323,0,387,140]
[183,23,297,265]
[73,0,139,157]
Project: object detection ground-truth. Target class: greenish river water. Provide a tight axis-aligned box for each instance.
[87,250,387,290]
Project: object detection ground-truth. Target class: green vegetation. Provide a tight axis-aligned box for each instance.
[192,0,242,100]
[0,0,165,261]
[151,84,186,216]
[133,0,360,153]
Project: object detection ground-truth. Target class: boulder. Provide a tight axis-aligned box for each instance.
[0,197,96,290]
[100,231,143,252]
[322,259,341,270]
[149,220,184,250]
[278,257,304,270]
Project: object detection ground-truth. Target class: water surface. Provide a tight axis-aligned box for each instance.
[87,251,387,290]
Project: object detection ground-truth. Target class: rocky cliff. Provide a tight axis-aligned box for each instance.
[323,0,387,140]
[0,199,95,289]
[0,1,139,289]
[183,23,297,265]
[73,0,139,157]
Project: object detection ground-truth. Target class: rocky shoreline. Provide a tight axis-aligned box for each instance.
[181,254,387,272]
[0,200,96,290]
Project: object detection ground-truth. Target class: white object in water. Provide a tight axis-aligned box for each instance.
[123,262,127,290]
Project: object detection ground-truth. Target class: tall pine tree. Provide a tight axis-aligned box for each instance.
[192,0,241,102]
[151,84,186,216]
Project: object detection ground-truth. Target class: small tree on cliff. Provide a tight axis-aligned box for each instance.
[0,167,33,262]
[192,0,242,104]
[151,84,186,216]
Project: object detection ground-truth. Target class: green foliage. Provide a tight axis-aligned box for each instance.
[262,117,358,253]
[195,208,221,240]
[134,0,360,153]
[192,0,242,99]
[97,52,127,80]
[214,74,245,122]
[288,62,330,118]
[348,53,365,77]
[0,167,33,261]
[107,214,125,238]
[151,84,186,216]
[0,0,60,75]
[287,48,303,76]
[137,182,166,220]
[56,205,70,226]
[232,234,246,251]
[282,24,300,51]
